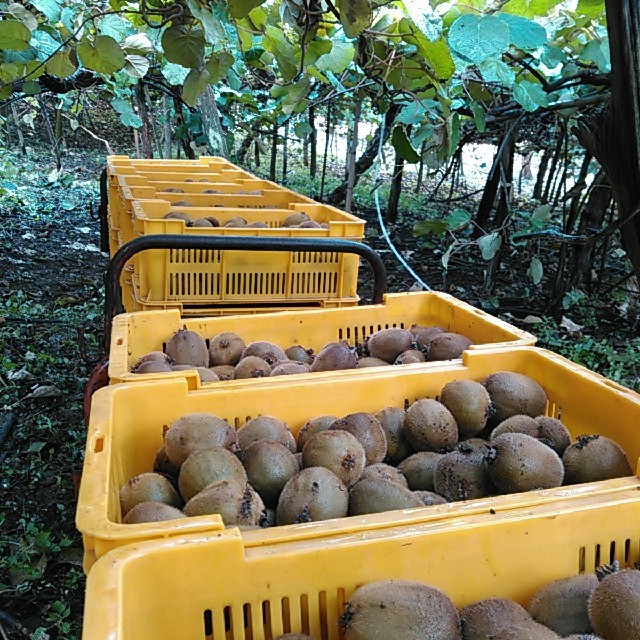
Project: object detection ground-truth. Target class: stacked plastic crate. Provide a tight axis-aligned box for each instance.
[78,157,640,640]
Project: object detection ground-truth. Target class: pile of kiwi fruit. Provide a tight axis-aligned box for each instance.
[119,370,632,531]
[162,209,331,229]
[131,325,475,381]
[240,566,640,639]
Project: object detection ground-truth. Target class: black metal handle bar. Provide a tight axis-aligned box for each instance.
[104,234,388,349]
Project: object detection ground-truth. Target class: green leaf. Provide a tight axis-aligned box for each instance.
[25,59,44,79]
[294,121,313,138]
[305,40,332,66]
[272,77,310,114]
[413,219,448,237]
[391,126,421,163]
[30,29,60,60]
[187,0,227,43]
[397,102,427,126]
[441,244,454,271]
[263,26,297,81]
[513,79,549,111]
[98,14,129,41]
[22,80,40,94]
[0,20,31,51]
[339,0,372,39]
[480,58,516,87]
[498,14,548,51]
[228,0,265,19]
[162,62,190,86]
[528,256,543,284]
[315,42,354,75]
[0,62,23,84]
[7,3,38,32]
[576,0,605,18]
[448,14,509,64]
[124,55,150,78]
[77,36,126,75]
[183,68,211,107]
[444,208,472,230]
[478,232,502,260]
[400,20,454,79]
[402,1,442,42]
[111,98,143,128]
[30,0,61,22]
[122,33,154,55]
[471,103,486,133]
[161,25,205,69]
[205,52,234,82]
[580,39,610,72]
[45,50,78,78]
[502,0,558,17]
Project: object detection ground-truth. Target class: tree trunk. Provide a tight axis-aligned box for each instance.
[320,104,332,199]
[135,84,152,158]
[144,86,163,158]
[254,138,260,167]
[387,148,405,223]
[199,86,228,157]
[415,140,427,193]
[474,145,503,235]
[173,97,195,159]
[163,94,172,159]
[282,120,289,184]
[533,148,550,200]
[344,99,361,213]
[303,131,309,167]
[325,103,401,206]
[237,134,254,164]
[38,96,61,169]
[309,105,317,179]
[55,105,63,149]
[270,124,278,181]
[542,121,565,203]
[10,102,25,154]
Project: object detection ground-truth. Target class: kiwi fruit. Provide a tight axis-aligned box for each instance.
[424,332,473,360]
[247,221,269,228]
[153,444,181,478]
[455,438,492,455]
[329,413,387,465]
[164,211,191,223]
[362,463,408,487]
[486,433,564,493]
[131,351,173,372]
[164,413,238,466]
[310,341,358,372]
[161,187,184,193]
[123,501,184,524]
[438,380,492,440]
[357,357,391,368]
[535,416,572,455]
[201,188,219,194]
[302,430,366,486]
[482,372,548,423]
[283,212,311,227]
[234,356,271,378]
[165,326,209,367]
[210,364,235,380]
[413,326,445,350]
[394,349,426,365]
[241,341,288,366]
[375,406,413,466]
[414,490,447,506]
[460,598,533,640]
[340,579,460,640]
[403,399,459,453]
[490,415,540,440]
[225,216,247,227]
[348,477,424,516]
[242,440,300,508]
[237,415,296,453]
[589,569,640,640]
[397,451,442,491]
[178,446,248,501]
[563,435,633,484]
[171,364,198,371]
[297,415,338,451]
[299,220,322,228]
[273,635,315,640]
[172,200,193,206]
[263,508,276,527]
[285,345,314,364]
[528,573,598,636]
[195,367,219,383]
[433,448,494,501]
[564,636,604,639]
[270,362,310,376]
[205,216,220,227]
[276,467,348,525]
[366,328,414,364]
[120,472,183,515]
[490,625,560,639]
[190,218,213,227]
[209,332,245,367]
[133,360,174,374]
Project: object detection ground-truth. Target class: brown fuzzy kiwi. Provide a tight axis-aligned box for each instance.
[273,635,315,640]
[263,507,276,527]
[195,367,219,383]
[302,430,366,486]
[241,341,288,366]
[360,463,408,487]
[210,364,235,380]
[123,501,184,524]
[375,406,414,466]
[397,451,442,491]
[190,218,213,227]
[164,413,238,466]
[276,467,348,525]
[224,216,247,227]
[563,435,633,484]
[365,328,414,364]
[161,187,184,193]
[270,362,310,376]
[237,415,296,452]
[184,480,265,526]
[395,349,427,364]
[413,326,446,350]
[205,216,220,227]
[310,341,358,372]
[460,598,534,640]
[348,477,424,516]
[172,200,193,206]
[120,472,182,516]
[482,372,548,423]
[131,351,173,372]
[285,345,314,364]
[564,635,604,639]
[433,449,494,501]
[329,413,387,465]
[528,573,598,636]
[588,569,640,640]
[414,490,447,505]
[164,211,191,223]
[296,415,338,451]
[153,444,181,478]
[133,360,174,374]
[201,188,219,194]
[209,332,245,366]
[165,326,209,367]
[299,220,321,228]
[242,441,300,508]
[455,438,492,455]
[403,399,459,453]
[534,416,572,455]
[490,415,540,440]
[178,446,247,501]
[357,357,391,368]
[234,356,271,379]
[340,580,460,640]
[425,332,473,360]
[490,625,560,639]
[282,212,311,227]
[486,433,564,493]
[439,380,492,439]
[247,221,269,228]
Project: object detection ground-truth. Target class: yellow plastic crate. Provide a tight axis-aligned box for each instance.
[108,291,536,388]
[77,347,640,571]
[82,483,640,640]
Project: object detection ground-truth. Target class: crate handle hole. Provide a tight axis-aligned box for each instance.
[203,609,213,637]
[93,437,104,453]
